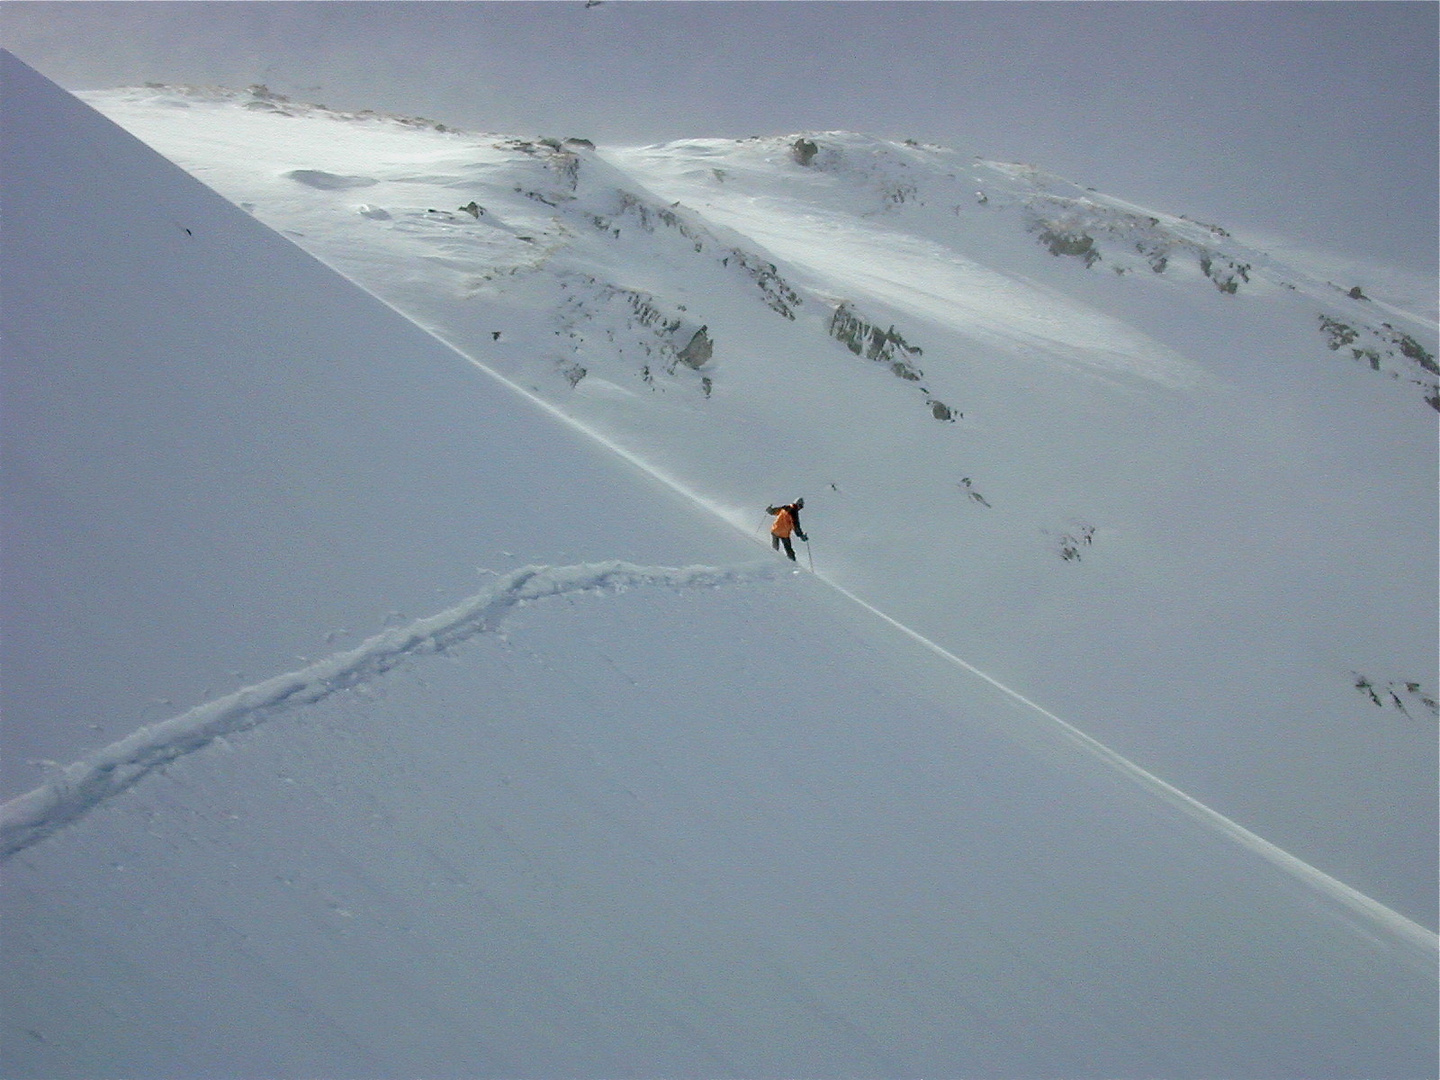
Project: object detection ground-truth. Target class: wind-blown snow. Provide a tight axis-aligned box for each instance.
[603,148,1211,390]
[0,561,782,862]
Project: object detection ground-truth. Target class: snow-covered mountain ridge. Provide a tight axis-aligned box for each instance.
[81,80,1438,932]
[975,155,1437,398]
[88,83,1439,403]
[5,52,1437,1077]
[617,128,1436,403]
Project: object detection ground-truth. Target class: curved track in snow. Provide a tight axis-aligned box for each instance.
[0,560,782,862]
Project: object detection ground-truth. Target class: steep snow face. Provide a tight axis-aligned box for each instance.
[4,53,1438,1080]
[82,84,1439,930]
[0,88,746,803]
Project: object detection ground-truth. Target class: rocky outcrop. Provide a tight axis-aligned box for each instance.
[828,304,958,421]
[829,303,923,373]
[791,138,819,166]
[676,325,713,369]
[1318,314,1439,410]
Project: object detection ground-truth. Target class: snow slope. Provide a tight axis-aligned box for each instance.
[79,81,1439,931]
[3,54,1437,1079]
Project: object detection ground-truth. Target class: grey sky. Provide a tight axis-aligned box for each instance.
[3,1,1436,276]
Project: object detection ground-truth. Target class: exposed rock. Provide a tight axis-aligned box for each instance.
[677,326,713,369]
[1317,314,1438,408]
[828,303,923,368]
[791,138,819,166]
[1038,228,1100,268]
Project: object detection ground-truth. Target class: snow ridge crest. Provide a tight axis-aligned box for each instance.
[0,559,783,861]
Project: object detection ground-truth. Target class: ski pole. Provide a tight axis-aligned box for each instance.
[805,539,814,572]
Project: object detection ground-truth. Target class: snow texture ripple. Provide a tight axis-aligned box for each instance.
[0,560,782,861]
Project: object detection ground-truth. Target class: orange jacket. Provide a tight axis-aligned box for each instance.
[767,503,806,540]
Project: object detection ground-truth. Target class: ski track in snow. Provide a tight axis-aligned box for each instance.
[0,560,783,862]
[398,318,1436,967]
[824,580,1440,970]
[446,331,1436,965]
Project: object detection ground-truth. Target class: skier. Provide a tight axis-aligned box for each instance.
[766,498,808,561]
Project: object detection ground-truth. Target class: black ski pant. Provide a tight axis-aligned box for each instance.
[772,534,796,560]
